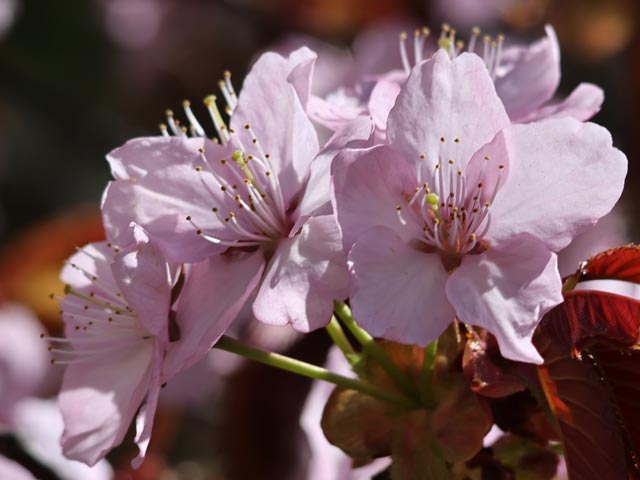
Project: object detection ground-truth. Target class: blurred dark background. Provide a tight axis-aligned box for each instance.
[0,1,638,478]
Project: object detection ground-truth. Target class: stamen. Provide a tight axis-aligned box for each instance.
[468,27,480,53]
[204,95,230,143]
[223,70,238,110]
[182,100,206,137]
[399,32,411,74]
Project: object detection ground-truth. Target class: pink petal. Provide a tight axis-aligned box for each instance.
[60,242,116,289]
[59,341,155,466]
[487,117,627,252]
[231,48,319,206]
[494,25,560,122]
[368,75,402,132]
[521,83,604,123]
[447,234,563,364]
[273,33,354,97]
[308,95,367,132]
[349,226,455,346]
[102,161,225,263]
[294,115,375,231]
[131,343,163,469]
[332,145,422,249]
[106,136,205,181]
[162,249,265,380]
[387,49,509,178]
[112,229,172,341]
[253,215,348,332]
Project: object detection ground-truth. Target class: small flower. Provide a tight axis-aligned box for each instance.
[332,50,626,363]
[46,225,258,466]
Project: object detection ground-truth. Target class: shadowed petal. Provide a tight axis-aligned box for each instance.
[231,48,320,206]
[294,115,375,231]
[447,234,563,364]
[59,341,154,466]
[349,226,454,346]
[102,163,226,263]
[495,25,560,122]
[253,215,348,332]
[163,250,265,380]
[332,145,422,249]
[131,343,163,469]
[112,228,172,341]
[106,136,206,181]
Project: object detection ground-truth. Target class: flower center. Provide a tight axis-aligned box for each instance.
[159,71,292,249]
[396,141,505,258]
[399,24,505,79]
[43,249,151,365]
[186,126,292,249]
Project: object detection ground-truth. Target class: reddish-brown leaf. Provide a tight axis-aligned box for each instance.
[536,329,628,479]
[579,245,640,283]
[543,290,640,354]
[535,289,640,479]
[462,333,526,398]
[432,375,493,463]
[321,387,402,462]
[390,410,449,480]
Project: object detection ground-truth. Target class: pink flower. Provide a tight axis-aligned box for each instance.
[102,48,370,332]
[47,225,259,467]
[332,50,626,363]
[310,25,603,139]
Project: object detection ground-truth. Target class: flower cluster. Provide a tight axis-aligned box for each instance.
[48,24,627,468]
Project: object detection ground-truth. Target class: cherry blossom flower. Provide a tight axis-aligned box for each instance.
[332,50,626,363]
[101,48,372,333]
[310,24,603,140]
[46,225,259,467]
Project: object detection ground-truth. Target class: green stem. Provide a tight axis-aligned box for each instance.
[325,316,358,366]
[214,336,416,408]
[333,301,417,400]
[420,339,439,407]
